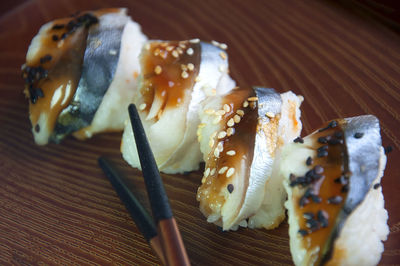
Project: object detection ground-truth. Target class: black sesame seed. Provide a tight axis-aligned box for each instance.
[304,176,313,184]
[299,196,310,207]
[298,229,308,236]
[314,165,324,175]
[52,35,59,41]
[30,94,37,104]
[317,210,329,228]
[311,195,322,203]
[318,145,328,151]
[318,137,328,144]
[333,176,347,185]
[318,120,338,132]
[227,184,234,193]
[373,183,381,189]
[354,132,364,139]
[327,195,342,204]
[384,146,393,154]
[35,124,40,133]
[303,212,315,219]
[329,120,338,128]
[289,173,296,182]
[306,156,313,166]
[52,24,65,30]
[341,184,349,193]
[317,150,328,158]
[40,54,52,64]
[306,218,319,229]
[305,170,313,178]
[304,188,313,198]
[328,138,342,145]
[36,88,44,98]
[334,131,343,138]
[296,176,306,185]
[293,137,304,143]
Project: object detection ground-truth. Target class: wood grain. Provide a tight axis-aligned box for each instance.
[0,0,399,265]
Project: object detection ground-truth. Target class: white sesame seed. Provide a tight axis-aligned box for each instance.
[236,109,244,116]
[205,109,215,115]
[187,63,194,71]
[213,115,222,124]
[234,115,241,123]
[177,47,183,54]
[109,49,117,55]
[219,51,227,60]
[166,46,174,51]
[214,148,220,157]
[153,49,160,56]
[226,150,236,156]
[186,47,194,55]
[216,110,226,116]
[145,43,151,50]
[179,43,187,49]
[243,101,249,108]
[247,97,258,102]
[154,65,162,75]
[223,104,230,113]
[210,168,216,176]
[250,101,256,109]
[172,50,179,58]
[220,43,228,50]
[217,131,227,139]
[189,38,200,43]
[209,138,215,148]
[201,177,206,184]
[139,103,147,110]
[218,166,228,174]
[204,168,210,177]
[181,71,189,79]
[266,112,275,118]
[227,118,234,127]
[226,127,234,136]
[217,142,224,152]
[211,40,219,46]
[226,167,235,178]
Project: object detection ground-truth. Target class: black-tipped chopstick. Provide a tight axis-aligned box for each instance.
[98,157,165,264]
[128,104,190,266]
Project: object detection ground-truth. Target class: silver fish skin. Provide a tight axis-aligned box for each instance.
[51,11,129,142]
[321,115,384,263]
[159,42,234,173]
[230,88,282,227]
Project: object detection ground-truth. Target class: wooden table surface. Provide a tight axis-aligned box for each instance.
[0,0,399,265]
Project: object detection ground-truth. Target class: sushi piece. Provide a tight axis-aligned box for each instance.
[121,39,236,174]
[196,87,303,230]
[21,8,147,144]
[282,115,389,265]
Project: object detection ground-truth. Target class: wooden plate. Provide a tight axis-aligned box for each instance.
[0,0,399,264]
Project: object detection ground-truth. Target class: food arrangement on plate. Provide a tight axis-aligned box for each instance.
[21,8,390,266]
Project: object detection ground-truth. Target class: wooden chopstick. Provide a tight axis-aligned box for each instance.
[98,157,165,264]
[128,104,191,266]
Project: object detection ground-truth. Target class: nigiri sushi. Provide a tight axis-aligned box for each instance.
[282,115,389,265]
[121,39,236,174]
[196,87,303,230]
[22,8,147,144]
